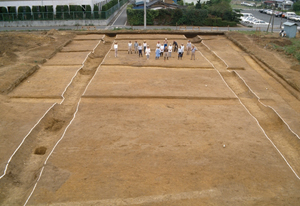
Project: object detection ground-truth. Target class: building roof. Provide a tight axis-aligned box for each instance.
[283,22,297,26]
[264,1,276,4]
[134,0,182,9]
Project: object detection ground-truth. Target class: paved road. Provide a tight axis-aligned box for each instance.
[242,9,300,27]
[111,2,128,26]
[0,24,283,32]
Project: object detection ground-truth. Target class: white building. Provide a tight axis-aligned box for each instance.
[0,0,107,13]
[182,0,210,5]
[278,0,294,10]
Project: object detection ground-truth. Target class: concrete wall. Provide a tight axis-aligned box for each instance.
[0,19,109,27]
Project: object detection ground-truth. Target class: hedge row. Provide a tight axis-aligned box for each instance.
[0,5,100,20]
[127,6,237,26]
[0,5,99,13]
[102,0,119,11]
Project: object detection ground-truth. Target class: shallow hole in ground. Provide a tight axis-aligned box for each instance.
[34,146,47,155]
[185,34,198,38]
[105,33,117,37]
[44,118,65,131]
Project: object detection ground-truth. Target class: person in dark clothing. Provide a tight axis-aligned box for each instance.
[173,41,178,52]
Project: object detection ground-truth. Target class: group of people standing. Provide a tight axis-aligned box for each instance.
[174,40,197,60]
[155,38,173,61]
[113,38,197,60]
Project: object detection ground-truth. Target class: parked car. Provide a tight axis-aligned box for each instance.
[264,9,271,14]
[259,9,264,13]
[240,13,254,21]
[274,11,282,17]
[294,16,300,22]
[253,20,269,25]
[285,12,296,19]
[241,2,255,7]
[290,15,300,21]
[242,17,257,23]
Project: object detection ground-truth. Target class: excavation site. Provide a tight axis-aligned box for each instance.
[0,30,300,205]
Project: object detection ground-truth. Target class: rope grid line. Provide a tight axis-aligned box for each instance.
[196,37,300,180]
[1,35,105,181]
[0,103,56,179]
[0,34,100,180]
[23,35,112,206]
[199,37,299,140]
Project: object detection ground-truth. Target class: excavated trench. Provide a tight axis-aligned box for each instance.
[193,37,300,177]
[0,36,114,205]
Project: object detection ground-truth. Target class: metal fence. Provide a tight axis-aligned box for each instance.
[0,0,127,21]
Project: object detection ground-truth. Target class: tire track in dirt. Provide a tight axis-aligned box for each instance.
[0,36,115,205]
[194,36,300,180]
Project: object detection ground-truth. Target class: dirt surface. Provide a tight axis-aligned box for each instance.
[225,32,300,95]
[0,30,300,206]
[0,29,75,93]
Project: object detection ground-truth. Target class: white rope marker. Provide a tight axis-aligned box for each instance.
[0,103,56,179]
[196,37,300,180]
[24,35,112,206]
[1,35,105,205]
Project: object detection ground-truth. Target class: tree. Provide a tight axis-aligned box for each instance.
[293,0,300,12]
[195,0,202,9]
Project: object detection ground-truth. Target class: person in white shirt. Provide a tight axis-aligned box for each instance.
[156,41,161,49]
[168,44,172,58]
[138,43,143,57]
[114,42,118,57]
[186,40,192,55]
[160,45,164,57]
[145,45,151,60]
[128,41,132,54]
[178,47,182,60]
[181,44,185,58]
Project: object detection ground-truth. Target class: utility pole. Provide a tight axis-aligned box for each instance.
[144,0,146,29]
[271,6,274,32]
[267,4,275,33]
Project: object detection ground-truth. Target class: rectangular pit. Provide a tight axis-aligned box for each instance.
[9,66,82,98]
[83,66,235,99]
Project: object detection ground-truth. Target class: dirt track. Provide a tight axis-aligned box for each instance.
[0,31,300,205]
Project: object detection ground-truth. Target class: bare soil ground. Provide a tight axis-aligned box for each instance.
[225,32,300,95]
[0,30,300,206]
[0,30,75,93]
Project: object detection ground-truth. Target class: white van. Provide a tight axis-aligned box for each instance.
[285,12,296,19]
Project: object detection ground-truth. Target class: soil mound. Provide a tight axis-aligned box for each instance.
[47,29,59,36]
[191,36,202,43]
